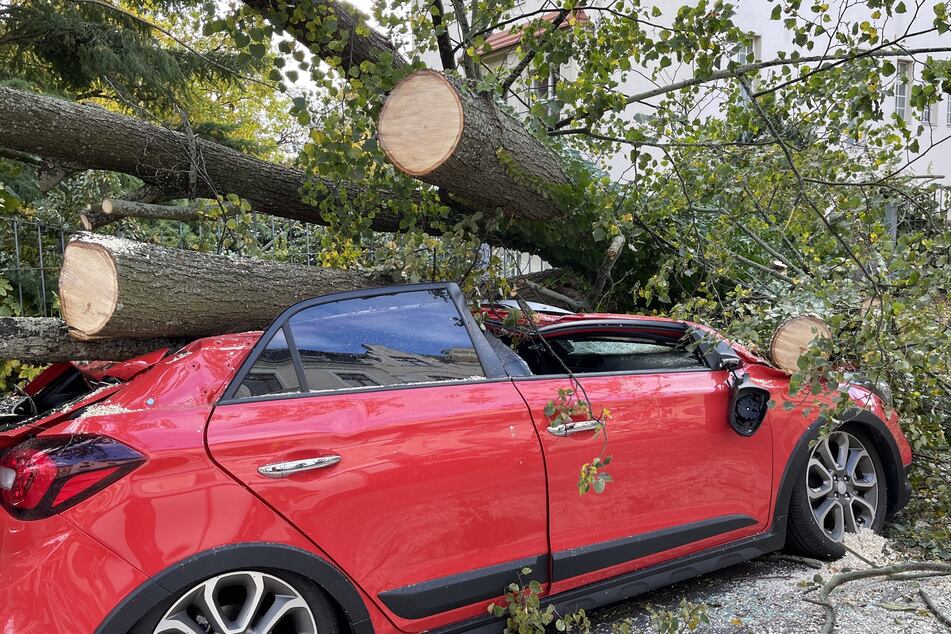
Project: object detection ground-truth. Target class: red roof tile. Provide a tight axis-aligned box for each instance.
[483,9,589,54]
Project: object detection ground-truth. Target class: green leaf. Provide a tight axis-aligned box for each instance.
[249,42,267,59]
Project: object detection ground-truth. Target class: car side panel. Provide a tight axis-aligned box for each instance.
[514,370,773,596]
[206,380,550,632]
[53,406,401,634]
[0,511,149,634]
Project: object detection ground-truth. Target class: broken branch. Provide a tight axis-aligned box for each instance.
[80,199,240,231]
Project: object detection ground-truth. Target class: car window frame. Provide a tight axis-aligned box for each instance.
[511,320,720,381]
[220,282,507,404]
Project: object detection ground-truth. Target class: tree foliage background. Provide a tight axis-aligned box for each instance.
[1,0,950,552]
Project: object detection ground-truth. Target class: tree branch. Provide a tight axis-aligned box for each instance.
[449,0,480,79]
[811,562,951,634]
[555,40,951,128]
[520,279,585,310]
[920,588,951,628]
[430,0,457,70]
[67,0,274,89]
[590,234,625,307]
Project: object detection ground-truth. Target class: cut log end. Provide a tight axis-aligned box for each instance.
[59,241,119,340]
[769,315,832,373]
[378,70,464,177]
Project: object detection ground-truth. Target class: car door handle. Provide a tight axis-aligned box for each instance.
[546,420,600,436]
[257,455,342,478]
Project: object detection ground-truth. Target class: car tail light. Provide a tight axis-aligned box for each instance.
[0,434,145,520]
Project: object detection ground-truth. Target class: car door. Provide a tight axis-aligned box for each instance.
[511,320,773,594]
[207,284,549,631]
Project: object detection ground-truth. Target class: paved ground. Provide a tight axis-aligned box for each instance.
[587,532,951,633]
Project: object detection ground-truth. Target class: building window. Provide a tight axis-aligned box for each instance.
[947,98,951,126]
[733,37,760,103]
[391,356,431,366]
[532,67,560,101]
[922,102,937,126]
[335,373,379,388]
[530,65,562,118]
[733,40,757,65]
[242,373,285,396]
[895,61,911,120]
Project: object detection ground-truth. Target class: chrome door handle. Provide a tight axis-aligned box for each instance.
[546,420,600,436]
[258,455,341,478]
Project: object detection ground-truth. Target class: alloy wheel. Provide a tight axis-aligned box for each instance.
[153,570,318,634]
[806,430,879,542]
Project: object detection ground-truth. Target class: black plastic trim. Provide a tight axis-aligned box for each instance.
[95,543,373,634]
[281,322,308,391]
[220,282,506,403]
[537,319,689,336]
[430,531,784,634]
[510,367,716,384]
[552,515,758,581]
[378,555,547,620]
[841,409,911,516]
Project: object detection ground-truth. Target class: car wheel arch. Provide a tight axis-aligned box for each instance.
[773,409,907,535]
[94,543,372,634]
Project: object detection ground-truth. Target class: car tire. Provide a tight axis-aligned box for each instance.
[786,425,888,559]
[130,568,342,634]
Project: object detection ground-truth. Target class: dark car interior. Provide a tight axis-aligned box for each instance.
[0,365,92,430]
[485,325,708,377]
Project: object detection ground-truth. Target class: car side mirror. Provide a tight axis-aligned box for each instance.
[729,372,770,436]
[688,329,742,371]
[718,349,742,371]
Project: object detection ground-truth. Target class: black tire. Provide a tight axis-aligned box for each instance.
[786,425,888,559]
[130,568,342,634]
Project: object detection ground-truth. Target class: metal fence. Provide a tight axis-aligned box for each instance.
[0,216,550,318]
[0,217,70,318]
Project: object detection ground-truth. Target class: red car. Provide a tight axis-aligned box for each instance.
[0,283,911,634]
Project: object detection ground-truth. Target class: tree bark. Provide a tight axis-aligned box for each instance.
[377,71,572,221]
[59,233,391,340]
[0,86,410,233]
[0,317,190,363]
[242,0,408,74]
[80,199,239,231]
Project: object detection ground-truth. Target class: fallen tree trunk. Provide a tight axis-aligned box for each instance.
[0,317,190,363]
[378,71,573,221]
[60,233,391,340]
[80,199,239,231]
[0,86,411,233]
